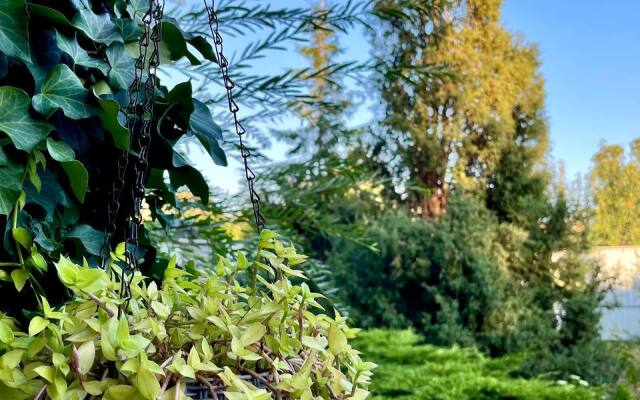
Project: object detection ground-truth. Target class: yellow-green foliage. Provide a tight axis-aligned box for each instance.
[0,231,374,400]
[352,329,603,400]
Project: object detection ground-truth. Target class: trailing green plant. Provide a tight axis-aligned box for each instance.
[0,231,374,399]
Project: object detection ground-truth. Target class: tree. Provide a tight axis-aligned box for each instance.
[375,0,546,218]
[589,139,640,245]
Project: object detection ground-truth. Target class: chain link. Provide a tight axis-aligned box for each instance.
[101,0,165,300]
[202,0,267,235]
[104,0,272,298]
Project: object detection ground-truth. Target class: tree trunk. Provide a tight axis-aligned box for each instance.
[419,171,448,219]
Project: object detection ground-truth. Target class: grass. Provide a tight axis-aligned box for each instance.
[352,329,604,400]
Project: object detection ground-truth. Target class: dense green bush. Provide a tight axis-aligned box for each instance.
[352,329,604,400]
[327,195,509,346]
[326,193,618,382]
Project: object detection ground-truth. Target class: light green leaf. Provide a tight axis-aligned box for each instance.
[33,365,55,383]
[328,324,348,355]
[54,255,78,286]
[10,269,29,292]
[11,226,31,248]
[32,64,97,120]
[83,381,106,396]
[71,9,123,45]
[75,268,108,293]
[0,321,14,343]
[66,224,102,255]
[0,87,53,152]
[0,0,31,62]
[28,316,48,336]
[241,323,266,346]
[55,31,110,75]
[302,335,328,352]
[136,367,161,400]
[46,138,75,162]
[106,42,135,90]
[61,160,89,203]
[75,341,95,374]
[27,252,47,272]
[104,385,143,400]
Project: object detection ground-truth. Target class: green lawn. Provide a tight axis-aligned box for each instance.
[352,330,603,400]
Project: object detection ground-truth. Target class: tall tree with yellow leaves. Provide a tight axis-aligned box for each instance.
[376,0,547,218]
[590,139,640,245]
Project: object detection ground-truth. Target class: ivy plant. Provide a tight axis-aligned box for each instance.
[0,231,374,399]
[0,0,226,312]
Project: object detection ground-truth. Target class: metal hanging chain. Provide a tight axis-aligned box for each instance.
[101,0,155,268]
[201,0,267,235]
[100,0,165,299]
[122,0,165,299]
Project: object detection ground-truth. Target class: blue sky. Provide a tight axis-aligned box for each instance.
[501,0,640,178]
[178,0,640,191]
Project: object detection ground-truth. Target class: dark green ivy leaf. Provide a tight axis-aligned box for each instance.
[113,18,142,42]
[0,87,54,152]
[65,224,103,255]
[106,43,134,90]
[0,162,23,215]
[55,31,110,75]
[61,160,88,203]
[160,20,199,64]
[190,100,226,166]
[32,64,97,120]
[71,9,123,46]
[27,4,74,27]
[169,166,209,204]
[0,0,31,62]
[95,95,129,150]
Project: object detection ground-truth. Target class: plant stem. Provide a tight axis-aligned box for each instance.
[34,384,47,400]
[87,293,116,317]
[0,262,21,267]
[238,366,279,395]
